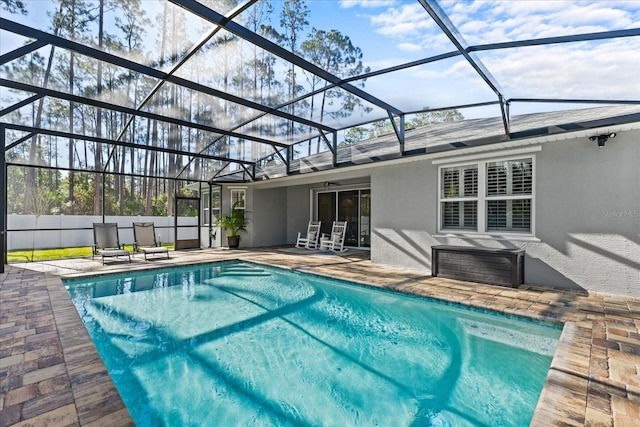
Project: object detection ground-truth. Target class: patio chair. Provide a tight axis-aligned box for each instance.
[92,223,131,264]
[133,222,169,260]
[319,221,348,252]
[295,221,322,249]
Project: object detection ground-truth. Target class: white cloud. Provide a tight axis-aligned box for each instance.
[367,38,638,115]
[362,0,639,102]
[396,42,423,52]
[458,19,486,36]
[369,3,435,37]
[478,40,640,100]
[365,3,455,53]
[446,1,638,44]
[363,0,639,57]
[364,57,406,70]
[348,1,640,118]
[339,0,397,9]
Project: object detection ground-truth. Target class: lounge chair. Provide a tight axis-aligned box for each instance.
[133,222,169,260]
[295,221,322,249]
[319,221,347,252]
[92,223,131,264]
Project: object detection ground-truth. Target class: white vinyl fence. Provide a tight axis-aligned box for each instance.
[7,215,199,250]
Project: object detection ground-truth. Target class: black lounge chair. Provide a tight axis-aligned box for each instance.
[133,222,169,260]
[93,223,131,264]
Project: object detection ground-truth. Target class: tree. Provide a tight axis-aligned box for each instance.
[112,0,149,212]
[51,0,93,214]
[342,109,465,145]
[279,0,309,137]
[0,0,26,14]
[93,0,105,215]
[343,126,368,146]
[243,0,277,162]
[408,109,464,128]
[301,28,371,152]
[163,4,189,216]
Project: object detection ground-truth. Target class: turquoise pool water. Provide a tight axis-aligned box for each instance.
[64,261,560,426]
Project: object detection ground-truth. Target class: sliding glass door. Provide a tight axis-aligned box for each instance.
[360,189,371,247]
[317,192,336,237]
[316,188,370,248]
[338,191,359,246]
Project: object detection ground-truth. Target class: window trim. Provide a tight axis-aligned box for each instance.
[230,189,246,210]
[440,164,478,231]
[437,154,536,237]
[200,188,221,226]
[202,190,210,226]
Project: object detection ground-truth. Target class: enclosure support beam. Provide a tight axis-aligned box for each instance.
[273,148,287,166]
[0,126,6,272]
[101,173,106,224]
[317,130,336,156]
[172,0,403,116]
[0,95,44,118]
[419,0,508,139]
[499,95,510,136]
[0,79,290,151]
[418,0,504,101]
[3,123,253,166]
[0,40,47,66]
[332,132,338,167]
[211,163,232,181]
[0,18,332,134]
[207,183,213,248]
[239,164,256,181]
[508,98,640,105]
[388,112,405,155]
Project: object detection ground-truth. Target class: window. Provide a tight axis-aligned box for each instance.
[202,192,210,226]
[202,188,221,226]
[230,189,246,210]
[486,159,532,232]
[440,165,478,230]
[439,157,533,234]
[212,188,221,219]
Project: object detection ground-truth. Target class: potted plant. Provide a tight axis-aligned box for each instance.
[215,201,247,249]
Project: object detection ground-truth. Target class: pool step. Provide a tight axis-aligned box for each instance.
[216,264,271,277]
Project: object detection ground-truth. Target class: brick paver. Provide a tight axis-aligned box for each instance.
[1,248,638,426]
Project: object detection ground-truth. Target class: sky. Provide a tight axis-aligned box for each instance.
[330,0,640,117]
[1,0,639,122]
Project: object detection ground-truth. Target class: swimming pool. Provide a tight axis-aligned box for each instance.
[64,261,560,426]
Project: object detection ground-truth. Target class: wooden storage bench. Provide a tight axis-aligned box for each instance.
[431,245,524,287]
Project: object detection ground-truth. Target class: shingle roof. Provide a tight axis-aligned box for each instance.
[252,105,640,181]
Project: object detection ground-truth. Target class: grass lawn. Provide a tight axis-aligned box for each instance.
[8,244,173,262]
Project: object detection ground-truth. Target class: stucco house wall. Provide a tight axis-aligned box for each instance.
[528,129,639,295]
[286,185,312,244]
[236,173,372,248]
[219,182,313,248]
[371,128,640,296]
[370,160,438,271]
[221,126,638,297]
[252,187,288,247]
[218,185,254,248]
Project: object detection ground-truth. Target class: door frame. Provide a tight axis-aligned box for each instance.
[311,183,371,249]
[174,195,201,250]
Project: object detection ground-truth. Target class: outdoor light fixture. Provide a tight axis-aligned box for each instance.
[589,132,616,148]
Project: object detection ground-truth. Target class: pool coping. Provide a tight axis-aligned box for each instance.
[1,249,639,425]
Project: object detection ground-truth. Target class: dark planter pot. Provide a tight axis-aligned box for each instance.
[227,235,240,249]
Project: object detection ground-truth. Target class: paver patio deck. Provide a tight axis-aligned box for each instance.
[1,248,639,426]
